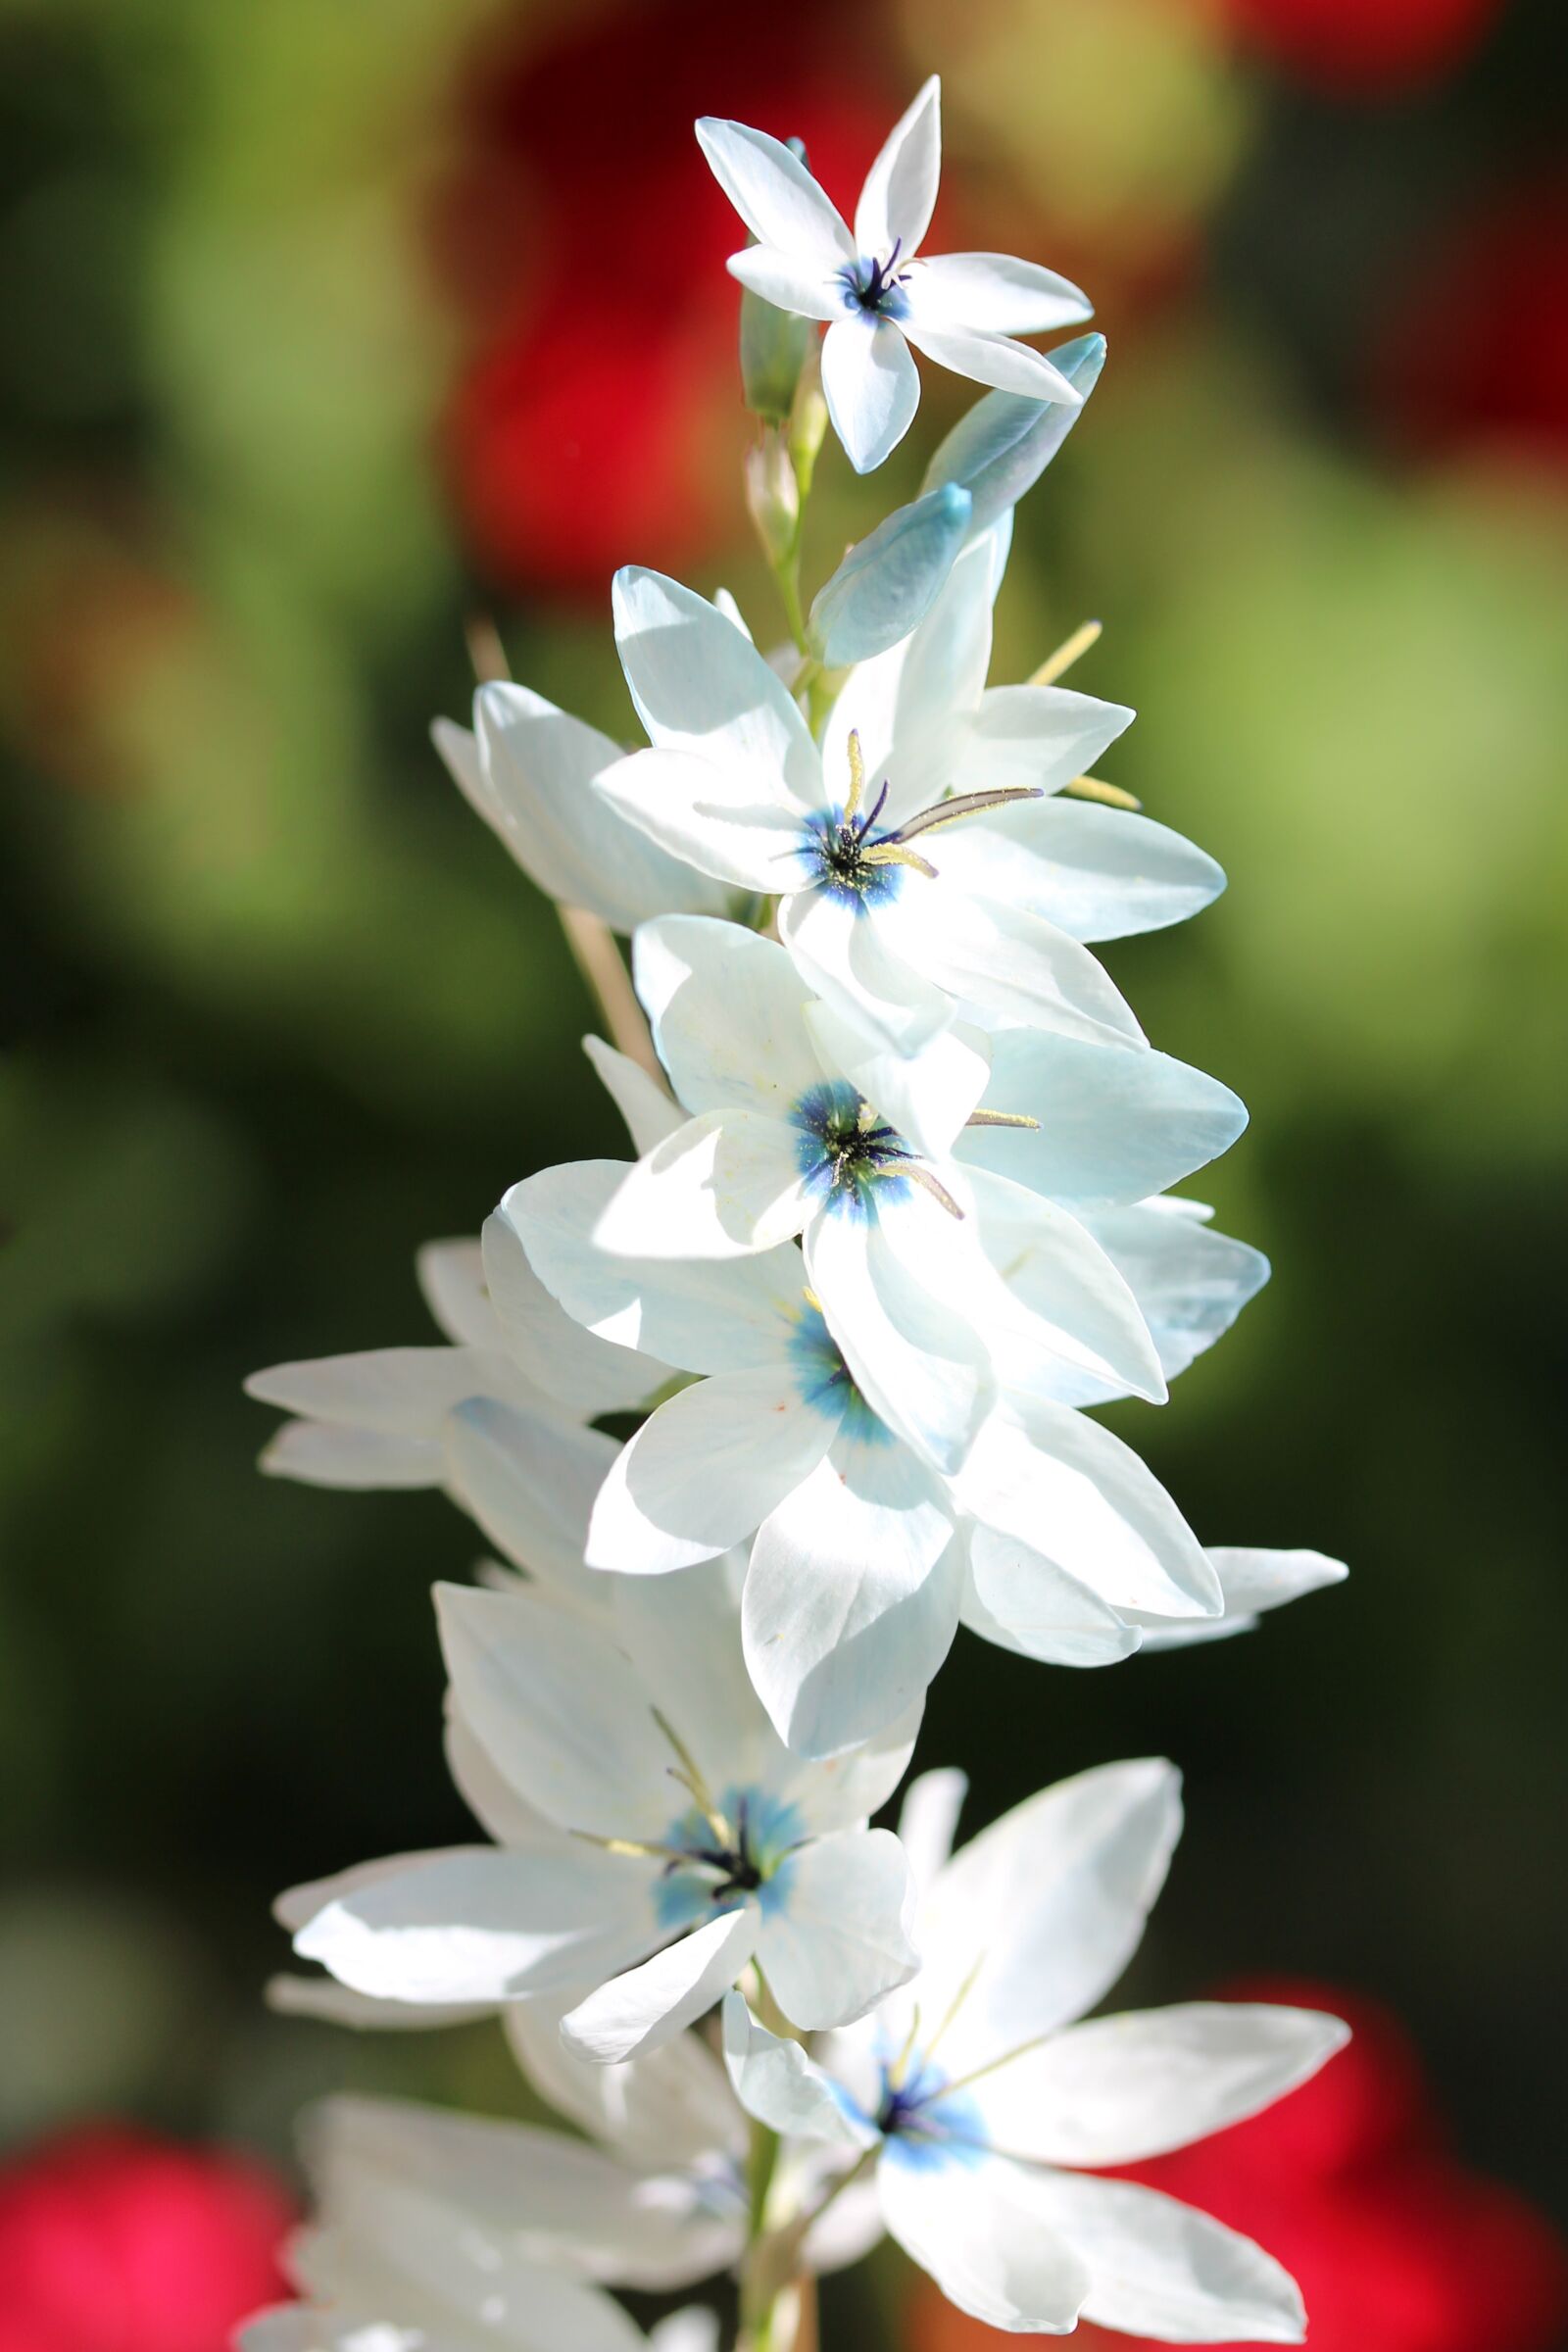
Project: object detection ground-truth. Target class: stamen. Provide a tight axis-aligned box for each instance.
[884,1161,963,1220]
[1030,616,1102,686]
[965,1109,1040,1131]
[923,1954,985,2065]
[844,729,866,825]
[881,785,1043,845]
[861,842,939,879]
[572,1830,705,1866]
[856,779,890,840]
[886,2003,923,2092]
[924,2024,1057,2107]
[650,1707,728,1846]
[1062,772,1142,811]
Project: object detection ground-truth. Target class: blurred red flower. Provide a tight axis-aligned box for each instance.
[1220,0,1504,94]
[0,2125,295,2352]
[908,1979,1568,2352]
[1374,184,1568,474]
[433,0,898,598]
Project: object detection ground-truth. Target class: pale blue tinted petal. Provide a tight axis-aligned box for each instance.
[721,1990,878,2147]
[808,484,972,666]
[757,1826,917,2028]
[919,334,1106,533]
[743,1435,959,1756]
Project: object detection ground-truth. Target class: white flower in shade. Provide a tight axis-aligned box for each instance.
[722,1763,1349,2341]
[238,2092,724,2352]
[433,681,732,932]
[281,1560,920,2064]
[280,2005,883,2306]
[598,567,1150,1085]
[246,1225,659,1497]
[698,79,1093,471]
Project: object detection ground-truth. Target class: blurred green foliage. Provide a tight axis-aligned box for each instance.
[1,0,1563,2285]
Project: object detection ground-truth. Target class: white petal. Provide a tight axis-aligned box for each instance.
[695,117,854,265]
[650,2315,722,2352]
[435,1582,676,1841]
[260,1417,442,1489]
[1080,1199,1268,1383]
[1136,1546,1347,1648]
[442,1398,615,1589]
[757,1826,917,2029]
[722,1990,878,2147]
[480,1206,663,1412]
[416,1239,498,1346]
[856,75,942,257]
[882,888,1145,1049]
[977,2000,1350,2169]
[293,1845,654,2005]
[473,681,728,929]
[244,1347,540,1438]
[897,1768,967,1893]
[598,745,806,894]
[902,316,1086,402]
[266,1975,491,2032]
[957,1031,1247,1212]
[819,533,997,825]
[595,1109,810,1261]
[610,1555,787,1801]
[308,2092,720,2293]
[612,567,820,809]
[1015,2171,1309,2344]
[960,1166,1168,1406]
[806,1195,995,1474]
[297,2180,650,2352]
[943,680,1133,798]
[777,884,953,1058]
[773,1701,925,1841]
[726,244,844,320]
[905,250,1092,333]
[505,1996,745,2173]
[955,1402,1220,1620]
[445,1712,570,1849]
[501,1165,802,1372]
[919,1758,1182,2062]
[583,1036,685,1154]
[744,1438,959,1757]
[878,2151,1091,2335]
[821,316,921,474]
[633,916,822,1117]
[964,1525,1141,1666]
[562,1906,760,2063]
[943,798,1226,944]
[588,1370,841,1575]
[804,999,988,1160]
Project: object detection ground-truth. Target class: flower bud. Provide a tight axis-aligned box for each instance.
[744,429,800,566]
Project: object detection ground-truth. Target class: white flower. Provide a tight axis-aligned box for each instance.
[698,79,1093,471]
[600,566,1148,1082]
[239,2092,723,2352]
[433,682,732,933]
[722,1762,1348,2341]
[281,1561,920,2063]
[245,1227,662,1592]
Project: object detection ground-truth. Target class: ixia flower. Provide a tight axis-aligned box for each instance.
[601,565,1144,1080]
[239,2094,721,2352]
[722,1764,1348,2340]
[698,78,1093,470]
[282,1560,920,2063]
[246,1231,659,1493]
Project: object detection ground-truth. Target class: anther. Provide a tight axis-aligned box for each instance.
[1029,616,1102,687]
[965,1109,1040,1131]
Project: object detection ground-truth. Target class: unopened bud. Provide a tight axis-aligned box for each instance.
[789,347,829,495]
[745,430,800,566]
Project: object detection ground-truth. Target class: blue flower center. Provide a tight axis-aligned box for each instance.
[838,239,911,318]
[785,1300,893,1446]
[798,786,904,911]
[791,1080,911,1221]
[654,1787,803,1933]
[871,2052,988,2175]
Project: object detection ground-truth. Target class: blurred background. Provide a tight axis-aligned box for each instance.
[2,0,1565,2344]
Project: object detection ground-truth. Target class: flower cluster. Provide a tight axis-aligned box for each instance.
[245,76,1351,2352]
